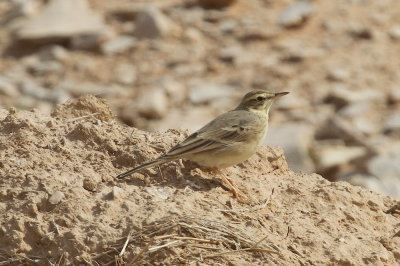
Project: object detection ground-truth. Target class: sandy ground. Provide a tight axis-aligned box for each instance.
[1,95,399,265]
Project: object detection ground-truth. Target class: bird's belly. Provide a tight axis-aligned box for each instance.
[186,141,259,168]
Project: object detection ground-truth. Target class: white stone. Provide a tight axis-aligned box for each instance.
[49,191,64,205]
[17,0,108,42]
[115,64,137,85]
[327,86,385,106]
[133,7,175,39]
[136,87,168,119]
[314,143,367,169]
[101,36,136,55]
[279,0,313,28]
[111,186,124,199]
[384,113,400,133]
[0,77,19,97]
[264,122,314,173]
[189,83,234,104]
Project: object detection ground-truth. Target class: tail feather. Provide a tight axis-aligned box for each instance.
[117,159,167,179]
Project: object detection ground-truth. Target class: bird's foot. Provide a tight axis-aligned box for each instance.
[209,167,248,201]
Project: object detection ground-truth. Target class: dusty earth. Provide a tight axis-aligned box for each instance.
[1,95,399,265]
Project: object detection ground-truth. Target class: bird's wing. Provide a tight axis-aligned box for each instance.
[163,110,263,159]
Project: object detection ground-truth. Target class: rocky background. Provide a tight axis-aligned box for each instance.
[0,0,400,199]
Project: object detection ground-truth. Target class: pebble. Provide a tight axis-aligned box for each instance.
[133,7,176,39]
[219,19,238,34]
[48,191,64,205]
[0,76,19,97]
[101,35,137,55]
[189,83,234,104]
[348,23,373,39]
[326,68,350,82]
[326,86,385,108]
[313,142,368,169]
[338,102,372,118]
[218,46,242,63]
[28,60,63,75]
[384,113,400,134]
[111,186,124,199]
[388,87,400,104]
[38,45,69,62]
[114,64,137,85]
[344,174,400,200]
[16,0,108,46]
[368,152,400,180]
[136,87,168,119]
[278,0,313,28]
[19,80,69,103]
[145,187,170,200]
[389,25,400,40]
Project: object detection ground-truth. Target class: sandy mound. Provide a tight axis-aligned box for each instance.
[1,95,399,265]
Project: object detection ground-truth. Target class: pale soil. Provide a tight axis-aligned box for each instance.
[0,95,399,265]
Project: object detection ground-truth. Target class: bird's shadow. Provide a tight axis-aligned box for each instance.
[115,160,224,192]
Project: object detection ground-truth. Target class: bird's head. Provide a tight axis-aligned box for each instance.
[235,90,289,114]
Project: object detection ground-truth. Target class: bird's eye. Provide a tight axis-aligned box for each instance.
[256,96,265,101]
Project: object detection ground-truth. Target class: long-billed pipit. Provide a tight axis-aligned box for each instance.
[117,90,289,199]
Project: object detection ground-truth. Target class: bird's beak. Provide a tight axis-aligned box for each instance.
[272,92,289,99]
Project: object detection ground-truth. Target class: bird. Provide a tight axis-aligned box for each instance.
[117,90,289,199]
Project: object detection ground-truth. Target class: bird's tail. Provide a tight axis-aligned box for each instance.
[117,158,167,179]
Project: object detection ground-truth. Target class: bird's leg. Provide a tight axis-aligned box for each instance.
[210,167,247,200]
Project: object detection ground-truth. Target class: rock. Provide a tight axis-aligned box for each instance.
[219,19,238,34]
[325,86,385,108]
[316,117,377,155]
[264,122,314,173]
[348,24,373,39]
[326,68,350,82]
[0,77,19,97]
[1,0,41,25]
[368,152,400,182]
[133,7,176,39]
[384,113,400,134]
[114,64,137,85]
[278,0,313,28]
[145,187,170,200]
[28,60,63,75]
[389,25,400,40]
[197,0,236,9]
[218,46,242,63]
[338,102,372,118]
[136,87,168,119]
[313,142,368,169]
[183,28,203,43]
[352,117,376,135]
[19,80,69,103]
[48,191,64,205]
[111,186,124,199]
[344,174,400,200]
[388,87,400,104]
[101,36,136,55]
[189,83,234,104]
[16,0,108,46]
[160,78,187,106]
[38,45,69,62]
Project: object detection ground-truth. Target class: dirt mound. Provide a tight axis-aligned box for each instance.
[0,96,399,265]
[51,94,114,122]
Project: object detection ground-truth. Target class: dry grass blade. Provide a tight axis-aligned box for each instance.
[127,238,155,266]
[89,214,281,265]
